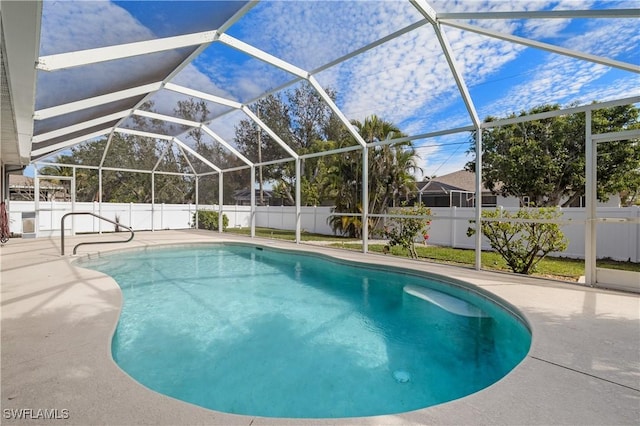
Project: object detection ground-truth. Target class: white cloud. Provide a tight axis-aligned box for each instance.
[36,0,637,171]
[232,1,424,71]
[192,49,294,103]
[205,0,636,142]
[480,17,639,116]
[235,1,579,137]
[39,0,156,55]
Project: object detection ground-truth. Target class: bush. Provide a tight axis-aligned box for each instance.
[382,203,431,259]
[467,207,568,274]
[193,210,229,231]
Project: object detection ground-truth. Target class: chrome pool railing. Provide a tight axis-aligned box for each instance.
[61,212,134,255]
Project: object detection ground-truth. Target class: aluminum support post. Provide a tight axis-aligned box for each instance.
[474,128,483,270]
[71,167,76,235]
[98,168,102,234]
[151,172,155,232]
[34,167,39,238]
[585,110,597,285]
[295,158,301,244]
[195,176,199,230]
[250,166,256,238]
[362,146,369,253]
[218,174,224,233]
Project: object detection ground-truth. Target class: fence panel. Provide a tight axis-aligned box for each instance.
[5,201,639,261]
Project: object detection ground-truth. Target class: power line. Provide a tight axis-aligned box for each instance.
[413,140,469,151]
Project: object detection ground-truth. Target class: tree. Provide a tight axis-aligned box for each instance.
[327,115,419,237]
[233,82,339,205]
[174,98,246,204]
[466,207,568,274]
[467,103,640,207]
[382,203,431,259]
[44,131,191,204]
[618,169,640,206]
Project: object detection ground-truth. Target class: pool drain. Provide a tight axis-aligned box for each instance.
[393,370,410,383]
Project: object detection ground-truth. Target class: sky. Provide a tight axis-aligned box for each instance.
[32,0,640,180]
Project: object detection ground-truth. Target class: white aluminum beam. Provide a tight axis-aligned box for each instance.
[33,82,162,120]
[115,128,173,141]
[483,96,640,128]
[176,144,198,175]
[104,166,153,175]
[201,125,253,166]
[101,166,194,177]
[374,125,476,146]
[2,0,42,163]
[133,109,199,128]
[32,109,133,143]
[172,137,221,173]
[31,128,112,157]
[312,20,430,76]
[255,157,296,167]
[441,20,640,74]
[112,33,217,140]
[37,31,219,71]
[152,141,173,172]
[34,161,99,171]
[592,129,640,143]
[164,83,243,109]
[411,0,481,127]
[300,144,363,160]
[241,106,299,159]
[207,164,251,174]
[411,0,437,22]
[99,133,114,168]
[308,76,368,147]
[218,33,308,79]
[439,9,640,20]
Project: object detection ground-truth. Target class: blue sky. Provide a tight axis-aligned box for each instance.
[35,0,640,179]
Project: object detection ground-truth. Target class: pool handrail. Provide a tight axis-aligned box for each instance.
[61,212,135,255]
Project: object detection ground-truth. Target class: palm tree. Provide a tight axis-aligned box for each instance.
[327,115,419,237]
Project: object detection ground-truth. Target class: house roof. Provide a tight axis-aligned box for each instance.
[418,170,492,194]
[233,189,273,201]
[9,174,66,190]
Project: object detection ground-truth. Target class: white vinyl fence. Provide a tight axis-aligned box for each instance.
[6,201,639,262]
[421,206,640,263]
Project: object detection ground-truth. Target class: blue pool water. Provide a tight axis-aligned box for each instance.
[78,244,531,418]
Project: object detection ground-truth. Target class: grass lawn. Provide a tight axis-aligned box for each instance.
[334,242,586,280]
[223,227,639,281]
[225,226,360,242]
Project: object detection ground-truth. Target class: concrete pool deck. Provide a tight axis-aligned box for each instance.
[1,230,639,425]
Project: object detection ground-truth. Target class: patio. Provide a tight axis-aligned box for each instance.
[1,231,638,425]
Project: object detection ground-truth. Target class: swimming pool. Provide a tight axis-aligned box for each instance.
[78,244,531,418]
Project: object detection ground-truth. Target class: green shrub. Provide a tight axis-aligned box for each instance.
[193,210,229,231]
[467,207,568,274]
[382,203,432,259]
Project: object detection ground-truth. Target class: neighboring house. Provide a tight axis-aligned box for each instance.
[8,175,71,201]
[414,170,514,208]
[414,170,622,208]
[233,189,274,206]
